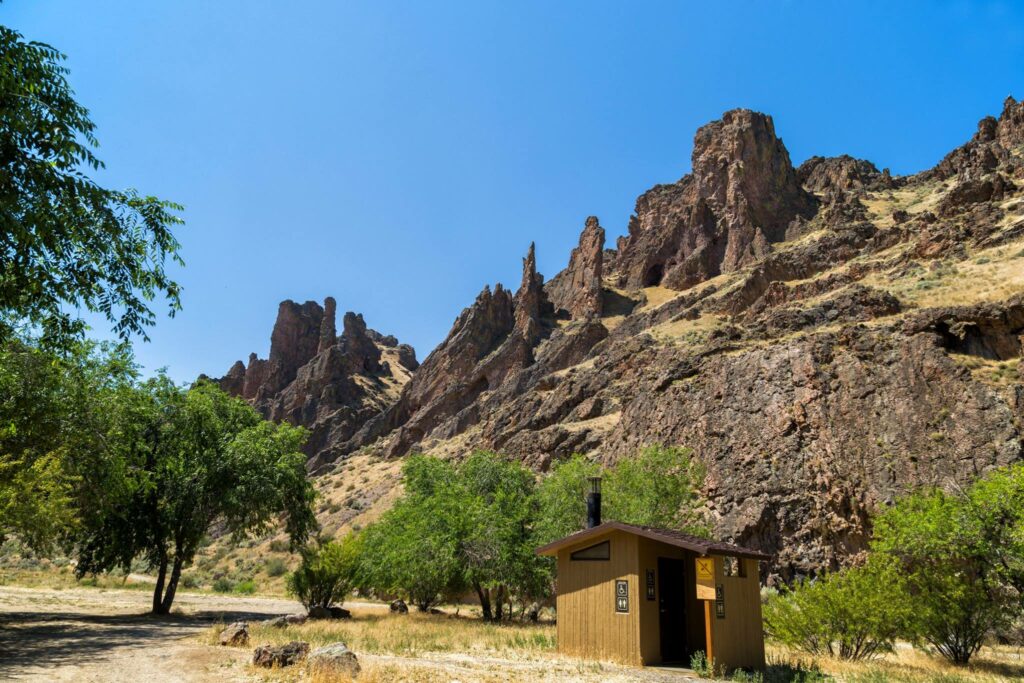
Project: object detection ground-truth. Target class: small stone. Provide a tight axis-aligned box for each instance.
[252,641,309,668]
[218,622,249,647]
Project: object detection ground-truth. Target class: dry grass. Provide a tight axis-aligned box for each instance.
[647,313,724,344]
[862,241,1024,309]
[204,609,596,683]
[0,565,153,592]
[638,285,681,310]
[766,642,1024,682]
[216,608,556,657]
[948,354,1022,387]
[861,181,949,226]
[561,411,622,435]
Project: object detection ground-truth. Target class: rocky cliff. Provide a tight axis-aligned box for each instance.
[215,97,1024,577]
[212,298,417,464]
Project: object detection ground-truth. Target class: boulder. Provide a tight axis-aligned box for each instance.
[262,613,307,628]
[307,642,360,678]
[252,641,309,668]
[218,622,249,647]
[329,606,352,619]
[389,599,408,614]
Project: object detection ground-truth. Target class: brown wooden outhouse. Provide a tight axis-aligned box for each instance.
[536,520,770,671]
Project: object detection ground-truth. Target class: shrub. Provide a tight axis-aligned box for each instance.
[690,650,723,678]
[764,559,910,660]
[232,579,256,594]
[212,576,234,593]
[268,539,290,553]
[265,557,288,577]
[871,464,1024,664]
[180,573,201,589]
[287,535,361,611]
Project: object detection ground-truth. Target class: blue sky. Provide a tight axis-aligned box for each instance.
[5,1,1023,382]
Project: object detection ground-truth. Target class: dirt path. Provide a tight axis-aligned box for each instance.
[0,585,308,681]
[0,585,700,682]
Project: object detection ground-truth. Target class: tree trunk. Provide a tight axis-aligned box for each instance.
[494,585,506,621]
[474,582,493,621]
[157,556,184,615]
[151,556,168,615]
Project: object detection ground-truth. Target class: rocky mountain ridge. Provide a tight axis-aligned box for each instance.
[214,97,1024,576]
[212,298,417,464]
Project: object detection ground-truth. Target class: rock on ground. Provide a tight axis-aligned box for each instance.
[218,622,248,647]
[308,642,361,677]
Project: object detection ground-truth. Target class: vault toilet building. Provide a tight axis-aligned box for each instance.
[536,477,770,670]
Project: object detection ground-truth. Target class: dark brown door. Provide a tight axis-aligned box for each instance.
[658,557,688,663]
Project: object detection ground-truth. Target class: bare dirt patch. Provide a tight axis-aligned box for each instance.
[0,585,300,681]
[0,586,700,682]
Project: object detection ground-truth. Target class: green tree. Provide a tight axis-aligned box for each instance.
[604,445,709,535]
[288,535,362,612]
[535,446,710,545]
[74,380,317,614]
[0,25,183,349]
[763,558,912,660]
[359,452,549,619]
[358,490,467,611]
[0,339,134,550]
[357,455,467,611]
[533,454,601,547]
[871,465,1024,664]
[458,451,546,620]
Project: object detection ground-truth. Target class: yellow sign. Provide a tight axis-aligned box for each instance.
[696,557,716,601]
[696,557,714,581]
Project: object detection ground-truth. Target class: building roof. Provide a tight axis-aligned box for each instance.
[535,521,772,561]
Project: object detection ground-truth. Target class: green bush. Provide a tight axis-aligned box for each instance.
[764,559,910,660]
[871,463,1024,665]
[690,650,723,678]
[265,557,288,577]
[287,535,361,611]
[212,576,234,593]
[232,579,256,594]
[268,539,290,553]
[180,572,201,589]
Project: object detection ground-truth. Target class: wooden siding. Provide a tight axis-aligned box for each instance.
[555,529,642,664]
[636,538,707,665]
[554,532,765,670]
[708,557,766,670]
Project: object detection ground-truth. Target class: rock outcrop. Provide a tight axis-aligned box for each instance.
[213,298,415,464]
[797,155,893,193]
[307,643,360,677]
[341,244,554,461]
[548,216,605,319]
[614,109,817,290]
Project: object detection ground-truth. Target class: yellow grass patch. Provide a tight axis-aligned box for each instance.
[863,241,1024,309]
[767,642,1024,682]
[647,312,724,344]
